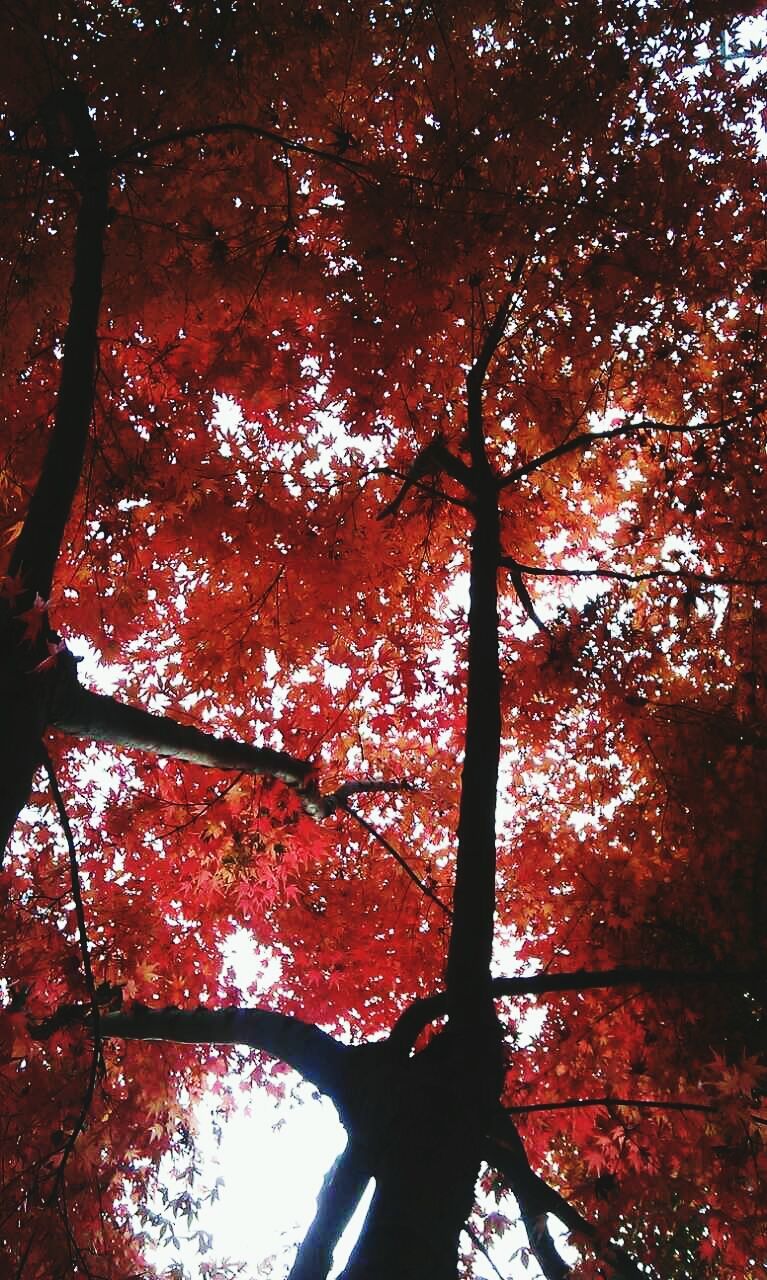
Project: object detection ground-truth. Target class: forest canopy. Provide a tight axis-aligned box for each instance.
[1,2,767,1277]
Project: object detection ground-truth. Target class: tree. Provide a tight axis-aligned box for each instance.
[1,1,766,1275]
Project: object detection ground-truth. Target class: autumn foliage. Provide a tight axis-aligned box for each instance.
[1,1,767,1276]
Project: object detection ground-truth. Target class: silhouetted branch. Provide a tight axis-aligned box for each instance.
[320,778,417,816]
[96,1005,351,1103]
[50,656,411,819]
[498,401,767,490]
[501,557,767,590]
[503,558,551,633]
[508,1095,714,1116]
[112,120,371,183]
[39,747,101,1204]
[378,434,473,518]
[287,1143,370,1280]
[491,965,763,999]
[343,804,452,917]
[7,89,109,602]
[447,285,518,1015]
[388,965,762,1052]
[487,1113,644,1280]
[464,1222,506,1280]
[467,269,523,396]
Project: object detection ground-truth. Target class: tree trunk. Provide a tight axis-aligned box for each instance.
[339,1025,502,1279]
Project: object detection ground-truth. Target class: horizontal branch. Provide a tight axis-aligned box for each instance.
[99,1004,351,1102]
[508,1095,714,1116]
[324,778,417,814]
[501,557,767,590]
[498,402,767,490]
[491,965,763,999]
[49,658,413,819]
[111,120,370,181]
[388,965,761,1053]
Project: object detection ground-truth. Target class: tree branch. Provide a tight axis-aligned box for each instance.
[508,1095,714,1116]
[498,402,767,490]
[501,557,767,590]
[287,1143,370,1280]
[485,1124,573,1280]
[388,965,762,1053]
[504,558,551,633]
[50,657,415,819]
[321,778,417,815]
[487,1114,644,1280]
[491,965,763,999]
[50,670,313,786]
[463,1223,507,1280]
[39,747,102,1204]
[377,433,473,519]
[98,1005,352,1104]
[111,120,371,182]
[343,804,452,917]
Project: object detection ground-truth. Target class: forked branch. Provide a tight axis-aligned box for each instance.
[50,655,413,819]
[501,557,767,591]
[487,1113,644,1280]
[388,965,762,1051]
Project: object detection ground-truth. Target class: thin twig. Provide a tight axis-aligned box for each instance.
[508,1095,714,1115]
[322,778,416,815]
[111,121,371,184]
[463,1222,506,1280]
[342,803,452,916]
[39,745,101,1204]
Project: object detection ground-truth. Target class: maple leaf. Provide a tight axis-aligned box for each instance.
[1,6,767,1278]
[16,592,50,644]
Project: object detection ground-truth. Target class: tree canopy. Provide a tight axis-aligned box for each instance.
[1,2,767,1276]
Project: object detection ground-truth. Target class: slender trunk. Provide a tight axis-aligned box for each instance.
[445,310,509,1018]
[342,314,510,1277]
[8,90,108,603]
[446,469,502,1014]
[1,95,108,860]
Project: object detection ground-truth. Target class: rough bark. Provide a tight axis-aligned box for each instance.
[50,665,314,786]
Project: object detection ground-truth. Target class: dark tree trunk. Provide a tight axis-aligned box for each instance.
[339,1021,503,1279]
[1,89,108,860]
